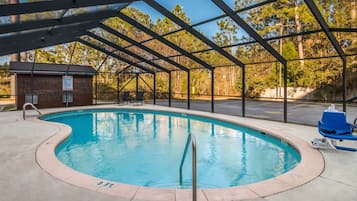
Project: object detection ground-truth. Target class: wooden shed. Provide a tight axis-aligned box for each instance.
[9,61,97,109]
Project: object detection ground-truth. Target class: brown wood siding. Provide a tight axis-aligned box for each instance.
[16,74,93,109]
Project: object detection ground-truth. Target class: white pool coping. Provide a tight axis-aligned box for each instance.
[35,105,324,201]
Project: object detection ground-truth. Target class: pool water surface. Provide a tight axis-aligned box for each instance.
[42,109,300,189]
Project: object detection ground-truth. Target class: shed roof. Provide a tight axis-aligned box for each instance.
[9,61,97,76]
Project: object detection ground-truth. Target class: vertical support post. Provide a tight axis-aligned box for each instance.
[30,49,37,105]
[187,70,190,110]
[169,71,172,107]
[135,73,139,96]
[153,73,156,105]
[342,59,347,112]
[95,75,98,105]
[242,65,245,117]
[211,68,214,113]
[283,63,287,123]
[117,76,120,103]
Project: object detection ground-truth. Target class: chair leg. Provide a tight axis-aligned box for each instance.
[311,138,336,150]
[312,138,357,152]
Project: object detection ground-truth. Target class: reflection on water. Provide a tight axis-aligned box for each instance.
[48,110,300,188]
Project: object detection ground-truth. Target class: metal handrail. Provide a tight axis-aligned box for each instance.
[179,133,197,201]
[23,102,42,120]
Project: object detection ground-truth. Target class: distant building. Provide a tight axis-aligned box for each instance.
[9,61,97,109]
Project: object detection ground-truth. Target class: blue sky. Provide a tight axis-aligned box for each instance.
[128,0,231,39]
[0,56,9,65]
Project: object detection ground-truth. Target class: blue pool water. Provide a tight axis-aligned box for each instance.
[42,109,300,189]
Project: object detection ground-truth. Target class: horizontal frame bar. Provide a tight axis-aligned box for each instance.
[0,0,136,16]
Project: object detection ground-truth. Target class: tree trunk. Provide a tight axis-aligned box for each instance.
[352,1,356,21]
[294,1,304,68]
[231,66,235,86]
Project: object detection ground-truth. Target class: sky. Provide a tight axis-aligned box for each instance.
[128,0,235,39]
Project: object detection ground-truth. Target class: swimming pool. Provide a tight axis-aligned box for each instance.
[42,109,300,189]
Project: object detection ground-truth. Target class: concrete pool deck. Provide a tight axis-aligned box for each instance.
[1,105,357,201]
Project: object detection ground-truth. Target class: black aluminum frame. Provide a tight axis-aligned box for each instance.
[78,38,154,74]
[145,0,248,113]
[212,0,287,122]
[0,9,120,35]
[1,0,354,123]
[123,0,276,51]
[116,12,217,109]
[99,24,189,72]
[304,0,347,112]
[0,0,136,16]
[86,32,170,73]
[0,21,100,56]
[116,12,214,71]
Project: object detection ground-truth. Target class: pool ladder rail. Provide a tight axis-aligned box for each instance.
[23,102,42,120]
[179,133,197,201]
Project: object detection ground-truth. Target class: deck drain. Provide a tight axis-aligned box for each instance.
[97,181,114,188]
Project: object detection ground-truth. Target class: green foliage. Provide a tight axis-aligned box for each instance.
[213,18,238,47]
[0,63,10,96]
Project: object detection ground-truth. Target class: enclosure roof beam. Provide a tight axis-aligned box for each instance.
[78,38,154,74]
[212,0,286,65]
[0,21,98,56]
[144,0,245,68]
[304,0,345,60]
[0,9,120,35]
[0,0,137,17]
[87,32,170,73]
[99,24,189,72]
[123,0,276,52]
[117,12,213,70]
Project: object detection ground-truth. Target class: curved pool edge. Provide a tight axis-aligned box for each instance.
[35,105,324,200]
